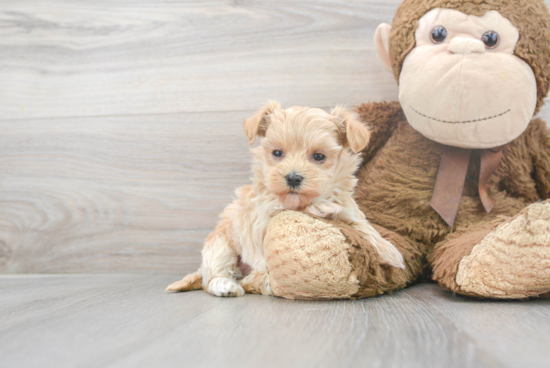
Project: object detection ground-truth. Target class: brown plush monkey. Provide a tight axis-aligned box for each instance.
[248,0,550,299]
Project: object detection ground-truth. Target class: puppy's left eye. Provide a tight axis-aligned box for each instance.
[313,153,326,162]
[273,150,283,158]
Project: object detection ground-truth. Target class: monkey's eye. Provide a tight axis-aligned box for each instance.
[482,31,500,49]
[430,26,447,44]
[313,153,326,162]
[272,150,283,158]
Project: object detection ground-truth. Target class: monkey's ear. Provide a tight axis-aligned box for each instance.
[331,105,371,153]
[243,100,281,144]
[374,23,393,72]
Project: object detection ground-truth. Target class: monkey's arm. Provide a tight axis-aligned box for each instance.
[355,101,403,163]
[529,118,550,199]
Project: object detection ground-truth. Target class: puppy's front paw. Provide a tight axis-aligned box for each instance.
[376,237,405,269]
[241,271,273,296]
[263,274,273,295]
[355,221,405,269]
[207,277,245,297]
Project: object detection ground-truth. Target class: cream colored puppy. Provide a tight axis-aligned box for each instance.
[166,101,405,297]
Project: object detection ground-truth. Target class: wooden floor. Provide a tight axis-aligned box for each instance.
[1,275,549,368]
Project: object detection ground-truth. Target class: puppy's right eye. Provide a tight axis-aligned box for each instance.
[313,153,326,162]
[272,150,283,158]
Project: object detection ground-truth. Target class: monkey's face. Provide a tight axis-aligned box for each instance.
[391,9,538,149]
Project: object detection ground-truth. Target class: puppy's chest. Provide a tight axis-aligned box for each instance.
[232,194,280,271]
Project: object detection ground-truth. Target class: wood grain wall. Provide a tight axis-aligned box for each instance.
[1,0,550,274]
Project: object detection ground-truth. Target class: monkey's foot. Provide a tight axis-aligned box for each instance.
[456,201,550,299]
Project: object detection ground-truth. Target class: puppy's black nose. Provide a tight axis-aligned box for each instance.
[286,173,303,188]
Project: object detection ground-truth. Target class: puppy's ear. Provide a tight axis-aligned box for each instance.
[243,100,281,144]
[330,105,371,153]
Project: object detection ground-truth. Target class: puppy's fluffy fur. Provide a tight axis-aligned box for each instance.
[166,101,404,297]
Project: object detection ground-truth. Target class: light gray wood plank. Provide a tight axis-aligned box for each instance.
[406,286,550,368]
[1,0,550,274]
[0,0,401,120]
[1,275,549,368]
[0,111,259,274]
[1,0,548,121]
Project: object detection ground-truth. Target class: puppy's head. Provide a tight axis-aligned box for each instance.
[244,101,371,210]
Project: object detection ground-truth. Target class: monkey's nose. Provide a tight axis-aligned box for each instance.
[448,37,485,55]
[286,173,303,188]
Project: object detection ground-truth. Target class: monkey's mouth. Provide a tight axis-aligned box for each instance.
[410,106,511,124]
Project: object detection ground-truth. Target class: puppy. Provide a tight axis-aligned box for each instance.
[166,101,405,297]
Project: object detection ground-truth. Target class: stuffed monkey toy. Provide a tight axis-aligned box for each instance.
[245,0,550,299]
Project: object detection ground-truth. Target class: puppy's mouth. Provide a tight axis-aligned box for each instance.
[279,187,323,211]
[267,174,322,210]
[280,192,308,211]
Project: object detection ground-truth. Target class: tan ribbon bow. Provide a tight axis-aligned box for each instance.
[430,146,503,227]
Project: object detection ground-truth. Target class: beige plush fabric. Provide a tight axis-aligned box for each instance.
[265,211,360,300]
[456,200,550,298]
[389,0,550,115]
[398,9,538,149]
